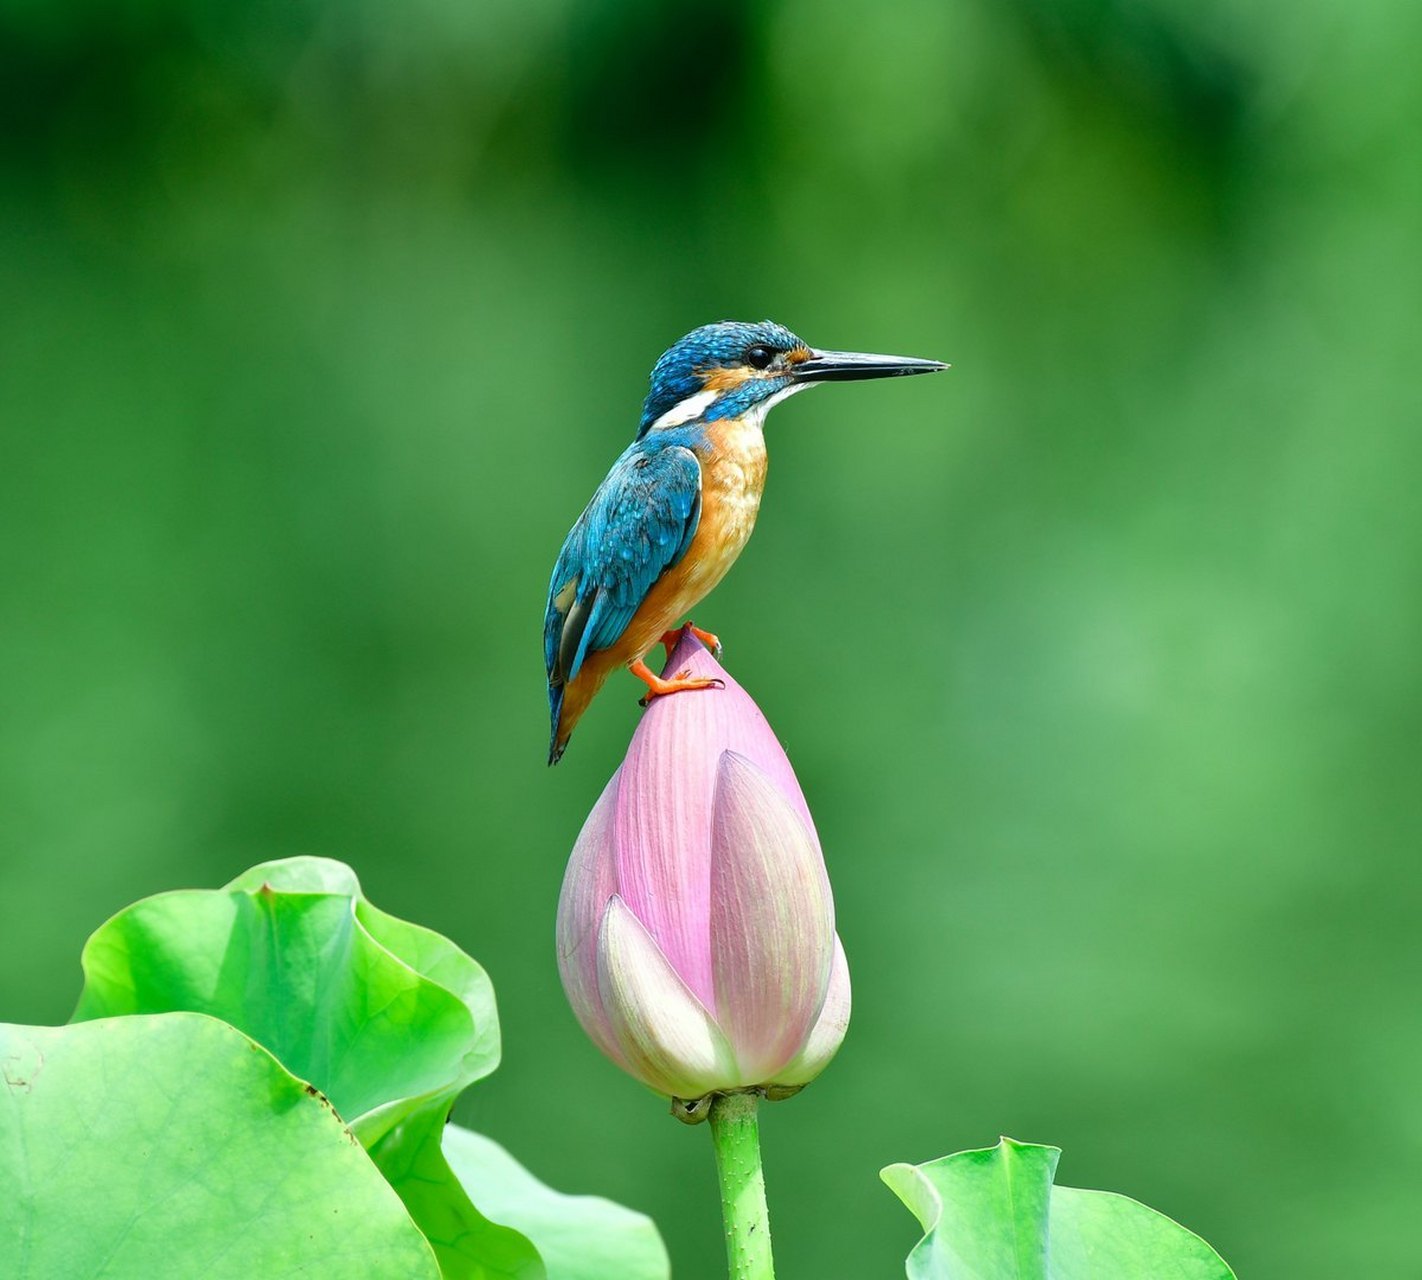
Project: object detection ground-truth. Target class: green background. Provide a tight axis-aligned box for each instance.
[2,1,1417,1276]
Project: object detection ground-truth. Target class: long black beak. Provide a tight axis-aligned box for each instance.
[793,348,949,384]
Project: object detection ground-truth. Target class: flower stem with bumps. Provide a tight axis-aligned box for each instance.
[708,1090,774,1280]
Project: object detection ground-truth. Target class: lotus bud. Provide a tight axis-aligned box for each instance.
[556,631,850,1106]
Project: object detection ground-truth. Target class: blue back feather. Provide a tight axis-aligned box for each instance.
[544,426,705,754]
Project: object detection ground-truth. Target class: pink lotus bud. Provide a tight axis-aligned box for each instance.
[556,632,850,1102]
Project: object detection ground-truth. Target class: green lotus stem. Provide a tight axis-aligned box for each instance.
[708,1091,775,1280]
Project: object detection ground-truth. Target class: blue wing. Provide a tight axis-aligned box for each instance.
[544,440,703,690]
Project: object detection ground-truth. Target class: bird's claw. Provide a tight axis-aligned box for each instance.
[689,623,722,657]
[638,672,724,708]
[661,624,722,659]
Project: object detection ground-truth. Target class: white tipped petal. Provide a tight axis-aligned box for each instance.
[773,933,851,1087]
[596,895,740,1098]
[708,751,835,1082]
[555,769,625,1066]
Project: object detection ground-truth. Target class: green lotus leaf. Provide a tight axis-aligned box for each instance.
[443,1125,671,1280]
[882,1136,1235,1280]
[0,1013,440,1280]
[70,856,536,1280]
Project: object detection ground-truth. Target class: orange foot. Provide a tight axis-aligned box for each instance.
[630,659,724,708]
[660,623,723,659]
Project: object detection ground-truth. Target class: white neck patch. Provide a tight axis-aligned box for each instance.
[647,388,718,432]
[647,381,815,433]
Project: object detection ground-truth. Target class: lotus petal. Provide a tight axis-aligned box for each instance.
[773,934,851,1087]
[556,769,626,1066]
[708,751,834,1081]
[595,895,739,1098]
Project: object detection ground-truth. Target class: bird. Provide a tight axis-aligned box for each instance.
[543,319,948,763]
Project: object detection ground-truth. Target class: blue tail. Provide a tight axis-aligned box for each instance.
[547,683,566,766]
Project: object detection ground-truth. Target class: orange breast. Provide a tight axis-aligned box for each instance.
[620,416,768,662]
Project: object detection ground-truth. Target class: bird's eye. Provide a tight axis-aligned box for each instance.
[745,344,775,370]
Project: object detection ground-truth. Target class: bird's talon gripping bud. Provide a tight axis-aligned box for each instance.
[687,623,722,657]
[662,624,722,659]
[630,657,723,708]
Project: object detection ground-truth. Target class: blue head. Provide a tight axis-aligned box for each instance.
[636,319,947,438]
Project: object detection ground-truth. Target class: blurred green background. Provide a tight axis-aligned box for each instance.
[3,0,1419,1275]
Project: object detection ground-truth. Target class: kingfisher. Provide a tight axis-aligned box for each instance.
[544,319,947,763]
